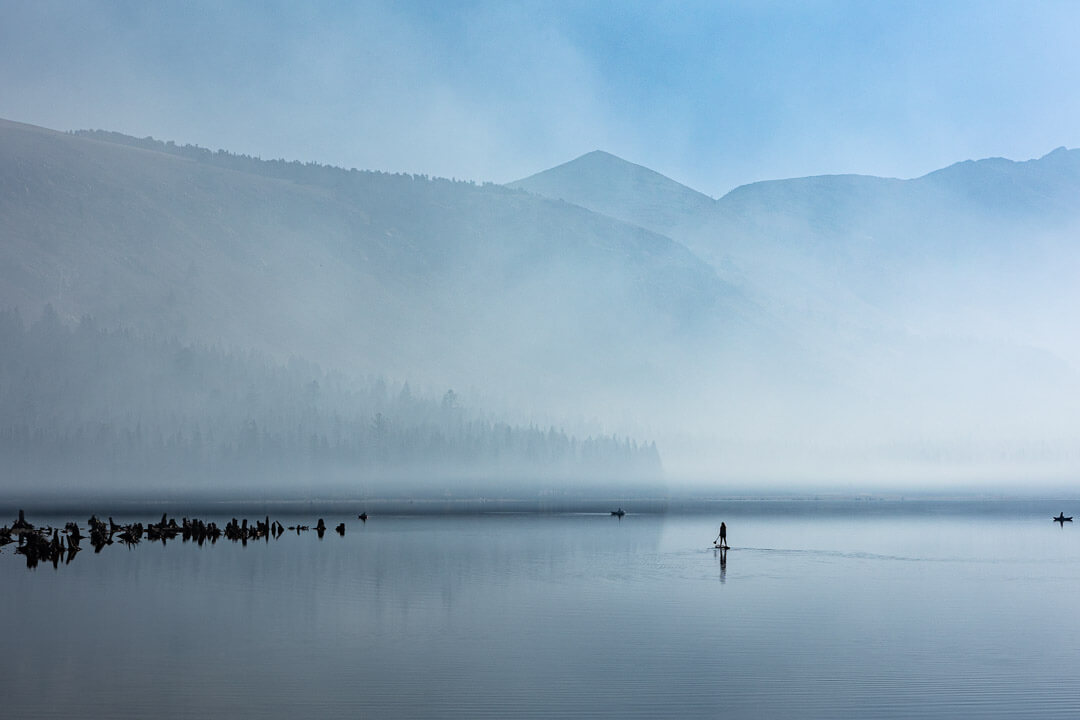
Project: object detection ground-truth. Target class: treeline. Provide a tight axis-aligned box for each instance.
[0,308,661,493]
[72,129,508,195]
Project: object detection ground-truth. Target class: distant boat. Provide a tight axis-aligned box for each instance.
[611,508,625,517]
[1054,513,1072,523]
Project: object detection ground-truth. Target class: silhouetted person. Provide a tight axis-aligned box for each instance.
[716,522,727,548]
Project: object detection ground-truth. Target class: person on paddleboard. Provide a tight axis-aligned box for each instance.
[717,522,727,548]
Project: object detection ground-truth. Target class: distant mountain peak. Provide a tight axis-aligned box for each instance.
[508,151,715,233]
[562,149,668,174]
[1039,146,1078,163]
[920,146,1080,179]
[578,149,621,160]
[517,149,707,193]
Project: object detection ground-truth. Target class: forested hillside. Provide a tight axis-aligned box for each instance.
[0,307,660,496]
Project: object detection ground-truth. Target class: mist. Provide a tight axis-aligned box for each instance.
[2,121,1079,497]
[3,3,1080,498]
[509,147,1080,490]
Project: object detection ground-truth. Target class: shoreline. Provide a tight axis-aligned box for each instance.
[3,493,1078,517]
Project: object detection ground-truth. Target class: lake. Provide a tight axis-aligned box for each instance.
[3,500,1080,718]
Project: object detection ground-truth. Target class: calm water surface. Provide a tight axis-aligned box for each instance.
[3,504,1080,718]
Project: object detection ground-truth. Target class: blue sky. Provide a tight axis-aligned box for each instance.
[2,0,1079,195]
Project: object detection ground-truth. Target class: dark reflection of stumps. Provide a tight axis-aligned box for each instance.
[8,511,59,569]
[180,517,222,545]
[88,515,111,552]
[4,510,338,571]
[66,522,82,549]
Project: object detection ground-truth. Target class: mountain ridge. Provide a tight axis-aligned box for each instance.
[6,117,1080,483]
[509,149,716,235]
[510,144,1080,226]
[0,117,753,427]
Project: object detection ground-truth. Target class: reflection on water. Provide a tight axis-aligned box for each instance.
[0,510,328,569]
[2,505,1080,718]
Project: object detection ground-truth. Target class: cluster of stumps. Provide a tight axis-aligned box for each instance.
[0,509,366,570]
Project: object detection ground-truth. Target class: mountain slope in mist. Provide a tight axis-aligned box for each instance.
[7,114,1080,487]
[0,119,756,425]
[511,147,1080,309]
[509,146,1080,354]
[510,147,1080,482]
